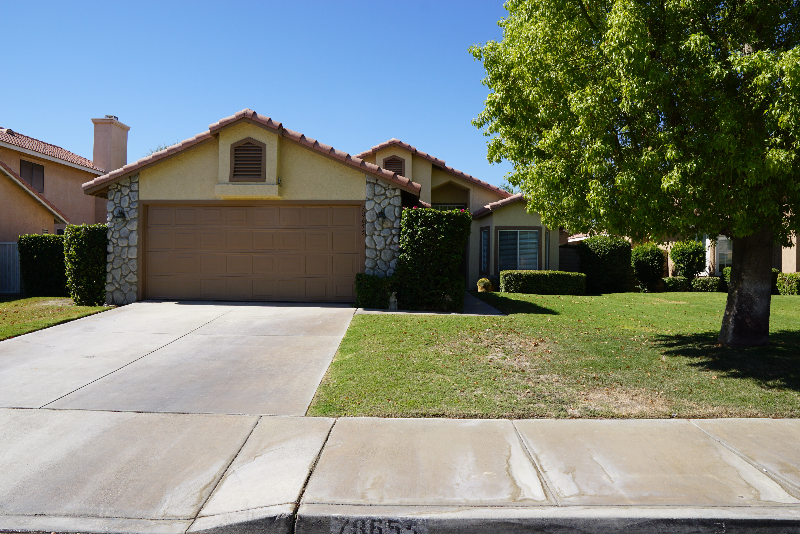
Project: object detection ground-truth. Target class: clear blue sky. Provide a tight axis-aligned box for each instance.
[3,1,512,186]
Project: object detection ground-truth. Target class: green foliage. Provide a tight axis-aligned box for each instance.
[477,278,493,291]
[64,224,108,306]
[670,241,706,279]
[355,273,393,309]
[663,277,691,292]
[722,267,732,286]
[631,243,666,292]
[395,208,472,312]
[692,276,723,293]
[500,270,586,295]
[777,273,800,296]
[576,235,631,294]
[471,1,800,247]
[772,268,781,295]
[16,234,68,297]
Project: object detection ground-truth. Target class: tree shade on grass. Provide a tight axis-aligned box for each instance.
[470,1,800,346]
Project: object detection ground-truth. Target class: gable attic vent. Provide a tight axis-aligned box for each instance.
[230,137,266,182]
[383,156,405,176]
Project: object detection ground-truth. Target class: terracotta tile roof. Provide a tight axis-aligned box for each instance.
[83,109,421,196]
[0,127,103,173]
[355,139,512,199]
[0,160,69,224]
[471,193,525,219]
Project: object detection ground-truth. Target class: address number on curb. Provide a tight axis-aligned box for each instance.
[331,517,428,534]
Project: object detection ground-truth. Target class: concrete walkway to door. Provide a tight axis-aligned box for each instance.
[0,300,355,415]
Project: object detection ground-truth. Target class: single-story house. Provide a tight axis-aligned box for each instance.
[82,109,558,305]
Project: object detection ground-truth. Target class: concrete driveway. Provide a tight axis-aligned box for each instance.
[0,300,355,415]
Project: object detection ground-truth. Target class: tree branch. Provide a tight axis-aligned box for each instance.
[577,0,599,31]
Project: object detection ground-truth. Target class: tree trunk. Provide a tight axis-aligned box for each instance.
[719,227,773,346]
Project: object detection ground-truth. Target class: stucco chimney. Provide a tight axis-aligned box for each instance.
[91,115,130,173]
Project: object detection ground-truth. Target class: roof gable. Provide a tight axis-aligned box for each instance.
[471,193,526,219]
[356,139,511,199]
[82,110,421,196]
[0,128,103,174]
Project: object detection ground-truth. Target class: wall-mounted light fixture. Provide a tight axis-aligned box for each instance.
[113,207,127,220]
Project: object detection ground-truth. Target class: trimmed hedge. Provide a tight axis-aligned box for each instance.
[500,270,586,295]
[577,235,632,294]
[64,224,108,306]
[394,208,471,312]
[777,273,800,295]
[670,240,705,278]
[16,234,69,297]
[631,243,666,292]
[692,276,723,292]
[355,273,393,309]
[663,276,691,292]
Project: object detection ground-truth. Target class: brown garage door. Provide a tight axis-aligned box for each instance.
[144,204,363,302]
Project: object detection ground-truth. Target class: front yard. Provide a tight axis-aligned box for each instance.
[308,292,800,418]
[0,297,108,341]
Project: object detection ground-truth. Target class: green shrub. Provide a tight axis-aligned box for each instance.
[691,276,723,292]
[577,235,632,293]
[777,273,800,295]
[772,268,780,295]
[663,276,691,292]
[355,273,393,308]
[64,224,108,306]
[16,234,69,297]
[670,240,706,278]
[500,270,586,295]
[394,208,471,312]
[631,243,666,292]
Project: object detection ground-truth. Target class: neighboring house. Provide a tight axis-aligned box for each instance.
[670,235,793,276]
[82,109,557,305]
[0,117,129,240]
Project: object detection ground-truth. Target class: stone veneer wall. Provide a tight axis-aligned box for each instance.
[105,174,139,305]
[364,176,402,277]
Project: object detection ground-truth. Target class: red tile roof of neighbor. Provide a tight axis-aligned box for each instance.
[82,109,422,196]
[355,139,512,199]
[471,193,526,219]
[0,160,70,223]
[0,127,103,173]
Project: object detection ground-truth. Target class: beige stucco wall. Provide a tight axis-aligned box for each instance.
[0,175,55,241]
[431,181,469,206]
[411,157,432,204]
[430,167,504,212]
[0,147,102,225]
[783,235,799,273]
[375,147,413,183]
[467,202,560,287]
[139,125,366,202]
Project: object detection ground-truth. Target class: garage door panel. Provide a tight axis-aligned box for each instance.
[227,255,252,275]
[252,231,276,250]
[149,207,175,226]
[280,207,303,227]
[226,230,252,250]
[252,256,276,275]
[305,255,330,275]
[175,231,197,249]
[253,207,279,226]
[306,232,329,251]
[148,230,172,251]
[146,204,362,302]
[201,231,226,250]
[175,208,197,225]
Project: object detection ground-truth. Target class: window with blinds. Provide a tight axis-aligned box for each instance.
[383,156,405,176]
[499,230,538,271]
[716,237,732,274]
[230,138,266,182]
[20,159,44,193]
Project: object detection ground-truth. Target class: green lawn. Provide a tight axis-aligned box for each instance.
[308,292,800,419]
[0,297,108,341]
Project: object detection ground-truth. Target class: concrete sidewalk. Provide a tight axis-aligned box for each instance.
[1,411,798,534]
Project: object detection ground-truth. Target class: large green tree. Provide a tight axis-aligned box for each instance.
[472,0,800,346]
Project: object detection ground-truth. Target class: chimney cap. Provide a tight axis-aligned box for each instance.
[105,115,119,120]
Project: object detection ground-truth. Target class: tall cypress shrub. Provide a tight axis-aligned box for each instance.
[394,207,471,312]
[577,235,632,294]
[64,224,108,306]
[17,234,68,297]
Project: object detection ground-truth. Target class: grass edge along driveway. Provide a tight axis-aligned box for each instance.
[0,297,108,341]
[308,292,799,419]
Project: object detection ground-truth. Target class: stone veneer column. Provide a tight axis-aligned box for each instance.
[105,174,139,305]
[364,176,402,277]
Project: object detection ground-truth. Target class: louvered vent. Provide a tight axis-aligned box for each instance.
[232,142,263,181]
[384,156,404,175]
